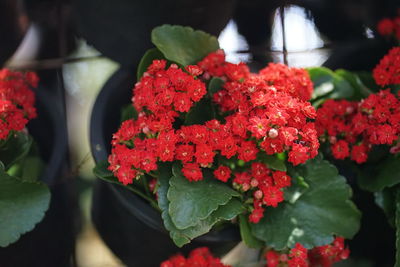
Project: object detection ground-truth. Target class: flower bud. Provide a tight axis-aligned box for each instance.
[268,128,279,139]
[250,178,259,188]
[254,190,263,200]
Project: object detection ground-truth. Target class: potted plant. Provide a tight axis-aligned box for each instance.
[92,25,362,266]
[0,69,73,267]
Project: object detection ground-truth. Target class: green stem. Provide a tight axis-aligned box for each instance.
[141,175,151,196]
[126,184,161,212]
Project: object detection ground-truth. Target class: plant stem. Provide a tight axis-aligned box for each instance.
[126,184,161,212]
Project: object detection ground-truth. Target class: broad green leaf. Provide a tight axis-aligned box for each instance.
[151,25,219,66]
[158,166,243,247]
[7,156,45,182]
[355,71,380,93]
[208,77,224,96]
[0,169,50,247]
[259,154,287,172]
[173,198,243,246]
[308,67,354,105]
[0,132,33,170]
[239,214,264,249]
[335,69,372,99]
[251,158,361,250]
[157,162,190,246]
[120,105,138,122]
[168,163,240,229]
[308,67,336,99]
[358,156,400,192]
[283,175,310,204]
[375,188,396,227]
[137,48,165,80]
[7,142,45,182]
[184,97,215,125]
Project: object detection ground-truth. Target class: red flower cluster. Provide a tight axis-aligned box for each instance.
[373,47,400,87]
[160,247,230,267]
[207,55,319,166]
[377,16,400,39]
[109,50,319,223]
[316,90,400,163]
[232,162,291,223]
[0,69,38,139]
[199,50,314,101]
[266,237,349,267]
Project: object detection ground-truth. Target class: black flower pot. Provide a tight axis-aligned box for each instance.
[0,81,74,267]
[90,68,241,267]
[73,0,236,67]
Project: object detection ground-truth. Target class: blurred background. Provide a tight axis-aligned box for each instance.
[1,0,398,266]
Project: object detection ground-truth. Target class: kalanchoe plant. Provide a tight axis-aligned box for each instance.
[308,33,400,265]
[0,69,50,247]
[94,25,361,256]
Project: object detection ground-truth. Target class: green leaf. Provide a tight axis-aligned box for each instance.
[0,169,50,247]
[168,163,240,229]
[120,105,138,122]
[335,69,372,99]
[151,25,219,66]
[259,154,287,172]
[358,156,400,192]
[7,156,45,182]
[355,71,380,93]
[239,214,264,249]
[157,164,244,247]
[308,67,336,99]
[7,142,45,182]
[283,175,310,204]
[308,67,354,105]
[251,158,361,250]
[158,163,243,247]
[375,188,396,227]
[0,161,4,171]
[184,97,215,125]
[137,48,165,80]
[0,133,33,170]
[208,77,224,96]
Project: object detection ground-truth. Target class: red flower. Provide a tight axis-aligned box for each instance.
[182,163,203,181]
[288,143,310,165]
[195,144,215,166]
[0,69,38,140]
[261,186,284,207]
[290,243,308,260]
[238,140,259,162]
[175,144,194,163]
[266,251,280,267]
[273,171,292,188]
[373,47,400,86]
[213,165,231,182]
[249,202,265,223]
[377,18,394,36]
[331,140,350,160]
[174,92,192,112]
[350,143,369,164]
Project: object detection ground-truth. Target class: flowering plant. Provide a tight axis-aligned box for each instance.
[0,69,50,247]
[307,35,400,264]
[94,25,360,260]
